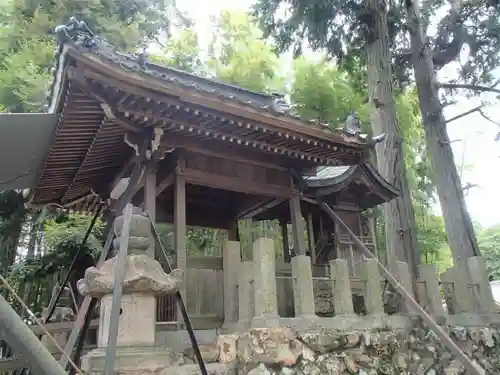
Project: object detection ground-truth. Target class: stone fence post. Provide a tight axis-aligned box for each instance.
[441,265,476,315]
[361,259,385,316]
[291,255,316,318]
[251,238,279,328]
[329,259,354,316]
[223,240,241,330]
[468,256,497,315]
[395,261,413,314]
[238,260,254,331]
[417,263,446,320]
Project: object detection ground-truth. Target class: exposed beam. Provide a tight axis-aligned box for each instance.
[118,107,342,165]
[237,198,285,219]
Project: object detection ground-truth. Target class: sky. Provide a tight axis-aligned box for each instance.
[176,0,500,228]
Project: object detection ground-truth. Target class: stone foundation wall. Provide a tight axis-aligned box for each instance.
[190,324,500,375]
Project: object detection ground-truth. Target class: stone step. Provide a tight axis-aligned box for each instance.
[160,363,236,375]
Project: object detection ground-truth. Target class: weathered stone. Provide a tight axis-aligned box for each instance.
[247,364,273,375]
[297,354,344,375]
[480,328,495,347]
[237,328,302,366]
[451,326,468,341]
[159,363,236,375]
[343,355,358,373]
[394,352,408,370]
[299,330,359,354]
[314,287,334,316]
[81,346,185,375]
[280,367,295,375]
[301,346,316,362]
[183,343,220,364]
[77,253,184,297]
[217,335,238,364]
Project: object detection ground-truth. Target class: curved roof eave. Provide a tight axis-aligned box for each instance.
[304,163,399,202]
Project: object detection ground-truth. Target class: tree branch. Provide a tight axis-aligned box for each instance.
[439,83,500,95]
[478,109,500,128]
[444,104,482,124]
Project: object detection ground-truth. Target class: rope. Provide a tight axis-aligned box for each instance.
[0,274,84,375]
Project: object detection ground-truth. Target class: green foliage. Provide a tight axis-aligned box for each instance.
[207,11,285,93]
[6,213,104,285]
[149,28,203,73]
[0,191,27,274]
[43,213,104,255]
[290,57,365,126]
[253,0,500,88]
[0,0,173,113]
[477,224,500,281]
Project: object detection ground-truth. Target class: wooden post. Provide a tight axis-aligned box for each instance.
[174,157,187,327]
[144,163,157,258]
[307,214,316,263]
[280,219,291,263]
[227,221,240,242]
[368,216,378,259]
[289,195,306,256]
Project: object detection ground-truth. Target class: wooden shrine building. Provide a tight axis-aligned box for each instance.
[22,19,398,328]
[252,163,398,274]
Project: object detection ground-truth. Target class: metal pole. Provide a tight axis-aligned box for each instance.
[103,203,133,375]
[0,294,67,375]
[60,151,147,369]
[45,205,103,323]
[146,214,208,375]
[59,225,114,369]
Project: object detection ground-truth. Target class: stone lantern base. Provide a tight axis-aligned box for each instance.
[81,346,185,375]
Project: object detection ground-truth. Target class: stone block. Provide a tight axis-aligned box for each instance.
[329,259,354,316]
[361,259,384,316]
[291,255,315,317]
[252,238,279,327]
[81,346,185,375]
[183,343,220,364]
[237,328,302,366]
[217,334,238,364]
[223,241,241,326]
[98,293,156,347]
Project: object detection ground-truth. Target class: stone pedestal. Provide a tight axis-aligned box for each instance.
[78,207,184,375]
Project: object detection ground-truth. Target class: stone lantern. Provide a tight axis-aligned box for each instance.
[78,207,184,375]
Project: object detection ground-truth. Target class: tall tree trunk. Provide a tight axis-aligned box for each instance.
[404,0,479,267]
[365,0,420,277]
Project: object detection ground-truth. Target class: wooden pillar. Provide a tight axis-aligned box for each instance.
[306,213,316,264]
[368,216,379,259]
[289,195,306,256]
[280,219,291,263]
[144,162,157,258]
[174,156,187,326]
[228,221,240,242]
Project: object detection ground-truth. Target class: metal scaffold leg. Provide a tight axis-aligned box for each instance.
[0,294,67,375]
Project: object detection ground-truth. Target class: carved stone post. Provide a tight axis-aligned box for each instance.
[79,208,184,375]
[251,238,279,328]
